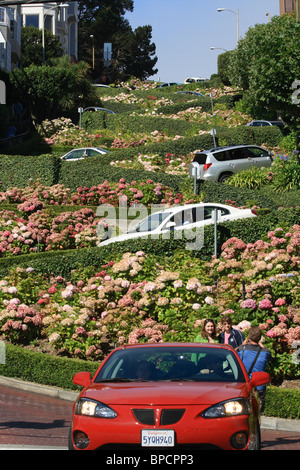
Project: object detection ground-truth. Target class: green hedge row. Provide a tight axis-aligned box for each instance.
[0,207,298,279]
[0,342,98,391]
[0,154,59,189]
[0,124,282,192]
[83,111,282,147]
[265,387,300,420]
[0,342,299,419]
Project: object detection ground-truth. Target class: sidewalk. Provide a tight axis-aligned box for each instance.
[1,375,300,433]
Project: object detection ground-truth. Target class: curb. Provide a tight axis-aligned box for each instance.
[0,375,78,402]
[1,375,300,433]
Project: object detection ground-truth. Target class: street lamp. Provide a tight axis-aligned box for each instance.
[217,7,239,45]
[90,34,95,70]
[42,3,69,65]
[210,46,228,52]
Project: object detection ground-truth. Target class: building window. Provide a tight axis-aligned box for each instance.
[0,42,6,69]
[0,7,6,24]
[44,15,53,32]
[25,14,39,28]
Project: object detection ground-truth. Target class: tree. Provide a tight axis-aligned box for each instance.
[10,58,96,126]
[21,26,63,67]
[229,14,300,128]
[77,0,157,81]
[117,25,158,80]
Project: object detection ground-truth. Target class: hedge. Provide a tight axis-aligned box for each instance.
[0,154,59,189]
[265,387,300,420]
[0,342,98,391]
[84,112,282,147]
[0,123,283,192]
[0,342,299,419]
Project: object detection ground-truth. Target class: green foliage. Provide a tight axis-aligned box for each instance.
[265,387,300,420]
[217,50,235,86]
[225,167,272,190]
[21,26,63,67]
[10,59,97,125]
[272,159,300,192]
[1,342,98,390]
[229,15,300,128]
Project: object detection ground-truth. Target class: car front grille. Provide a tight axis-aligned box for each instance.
[132,408,185,426]
[160,409,185,425]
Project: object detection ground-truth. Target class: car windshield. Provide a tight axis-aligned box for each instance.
[127,212,172,233]
[94,346,245,383]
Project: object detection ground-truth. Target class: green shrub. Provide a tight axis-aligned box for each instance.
[272,160,300,192]
[0,342,98,390]
[265,386,300,420]
[0,154,59,189]
[225,167,272,190]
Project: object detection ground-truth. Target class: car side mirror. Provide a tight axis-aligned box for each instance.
[249,371,270,389]
[73,371,91,387]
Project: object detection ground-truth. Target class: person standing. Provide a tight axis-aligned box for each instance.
[237,326,271,413]
[194,319,219,344]
[219,315,245,349]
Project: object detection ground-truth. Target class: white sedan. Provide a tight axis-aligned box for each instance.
[98,203,257,246]
[61,147,109,161]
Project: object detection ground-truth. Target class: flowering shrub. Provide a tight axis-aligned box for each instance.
[38,117,104,147]
[0,224,299,383]
[0,180,193,209]
[0,207,101,256]
[110,152,194,176]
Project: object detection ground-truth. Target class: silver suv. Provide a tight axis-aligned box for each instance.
[189,145,273,183]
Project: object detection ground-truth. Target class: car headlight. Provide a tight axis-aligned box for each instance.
[202,398,250,419]
[75,398,117,418]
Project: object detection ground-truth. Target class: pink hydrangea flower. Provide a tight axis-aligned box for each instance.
[258,299,273,310]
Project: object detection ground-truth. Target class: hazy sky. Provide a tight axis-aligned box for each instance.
[125,0,280,83]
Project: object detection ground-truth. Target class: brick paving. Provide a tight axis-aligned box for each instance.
[0,385,72,447]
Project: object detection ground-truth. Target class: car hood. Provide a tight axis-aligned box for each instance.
[82,381,247,406]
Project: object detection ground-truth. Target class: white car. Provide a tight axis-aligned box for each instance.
[61,147,109,161]
[184,77,206,83]
[98,203,257,246]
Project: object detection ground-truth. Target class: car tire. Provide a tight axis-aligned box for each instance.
[248,422,261,450]
[218,173,233,183]
[68,427,75,450]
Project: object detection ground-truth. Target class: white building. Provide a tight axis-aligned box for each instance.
[0,2,78,72]
[0,4,21,71]
[21,2,78,61]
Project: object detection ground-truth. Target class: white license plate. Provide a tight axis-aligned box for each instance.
[141,429,175,447]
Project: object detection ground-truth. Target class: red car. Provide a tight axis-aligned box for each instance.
[69,343,270,451]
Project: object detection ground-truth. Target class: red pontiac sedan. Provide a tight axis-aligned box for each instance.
[69,343,270,451]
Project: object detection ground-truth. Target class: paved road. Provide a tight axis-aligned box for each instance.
[0,384,300,451]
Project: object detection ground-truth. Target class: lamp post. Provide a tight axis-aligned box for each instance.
[210,46,228,52]
[42,3,69,65]
[217,7,239,45]
[90,34,95,70]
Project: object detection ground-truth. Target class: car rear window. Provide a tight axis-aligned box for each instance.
[193,153,207,164]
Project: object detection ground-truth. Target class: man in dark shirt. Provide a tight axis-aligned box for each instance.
[237,326,271,413]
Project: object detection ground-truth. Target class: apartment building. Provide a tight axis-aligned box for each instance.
[21,2,78,60]
[0,2,78,72]
[0,4,21,71]
[280,0,300,14]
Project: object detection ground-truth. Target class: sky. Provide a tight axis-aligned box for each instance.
[125,0,280,83]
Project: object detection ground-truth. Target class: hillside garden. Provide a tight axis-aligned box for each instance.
[0,80,299,413]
